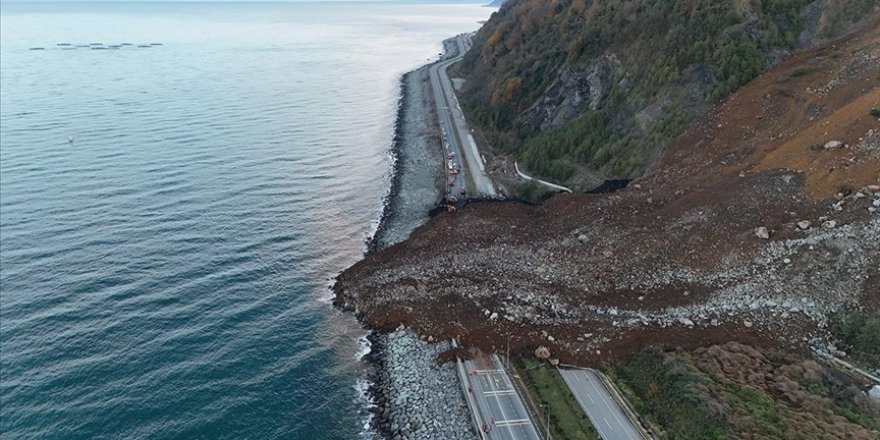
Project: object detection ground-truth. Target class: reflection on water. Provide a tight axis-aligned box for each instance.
[0,2,491,439]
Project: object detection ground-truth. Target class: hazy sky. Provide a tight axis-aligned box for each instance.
[4,0,487,2]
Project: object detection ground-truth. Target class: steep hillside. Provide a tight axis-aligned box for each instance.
[458,0,879,189]
[611,343,879,439]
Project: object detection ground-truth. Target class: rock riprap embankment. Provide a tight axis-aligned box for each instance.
[369,67,445,252]
[370,330,476,440]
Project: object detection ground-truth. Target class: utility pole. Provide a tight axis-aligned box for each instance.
[542,403,551,440]
[506,335,511,368]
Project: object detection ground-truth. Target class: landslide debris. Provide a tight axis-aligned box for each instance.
[334,20,880,366]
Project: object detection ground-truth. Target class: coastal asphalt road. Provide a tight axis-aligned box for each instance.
[462,354,542,440]
[559,368,643,440]
[428,42,466,200]
[429,34,497,199]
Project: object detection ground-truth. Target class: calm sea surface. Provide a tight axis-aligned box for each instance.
[0,2,490,438]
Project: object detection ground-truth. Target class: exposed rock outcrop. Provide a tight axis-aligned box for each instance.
[522,56,619,131]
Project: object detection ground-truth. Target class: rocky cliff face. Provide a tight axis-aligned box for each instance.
[458,0,880,187]
[522,56,618,131]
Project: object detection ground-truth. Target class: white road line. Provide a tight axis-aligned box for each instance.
[560,370,615,440]
[497,354,544,440]
[484,390,515,396]
[457,358,489,440]
[431,35,496,198]
[484,362,519,440]
[569,381,593,419]
[468,361,501,440]
[583,371,638,440]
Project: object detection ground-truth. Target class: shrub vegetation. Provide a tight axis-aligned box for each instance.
[829,310,880,367]
[458,0,867,186]
[611,345,880,438]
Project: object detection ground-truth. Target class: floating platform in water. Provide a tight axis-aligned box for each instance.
[120,43,133,46]
[57,43,71,46]
[29,47,46,50]
[149,43,163,46]
[89,43,103,46]
[137,45,152,48]
[91,47,108,50]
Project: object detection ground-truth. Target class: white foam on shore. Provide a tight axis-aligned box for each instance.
[354,333,378,440]
[355,333,372,360]
[355,376,378,440]
[317,278,336,304]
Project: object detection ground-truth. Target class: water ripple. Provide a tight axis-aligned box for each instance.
[0,2,492,439]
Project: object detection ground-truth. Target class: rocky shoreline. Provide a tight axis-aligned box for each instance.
[364,331,476,440]
[366,66,445,254]
[358,45,478,440]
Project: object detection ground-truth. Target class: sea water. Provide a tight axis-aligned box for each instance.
[0,2,491,438]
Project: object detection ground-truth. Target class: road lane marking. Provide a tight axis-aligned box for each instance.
[483,357,521,440]
[429,35,497,199]
[463,361,496,439]
[564,375,602,436]
[484,390,515,397]
[467,360,521,440]
[584,371,639,440]
[497,355,544,439]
